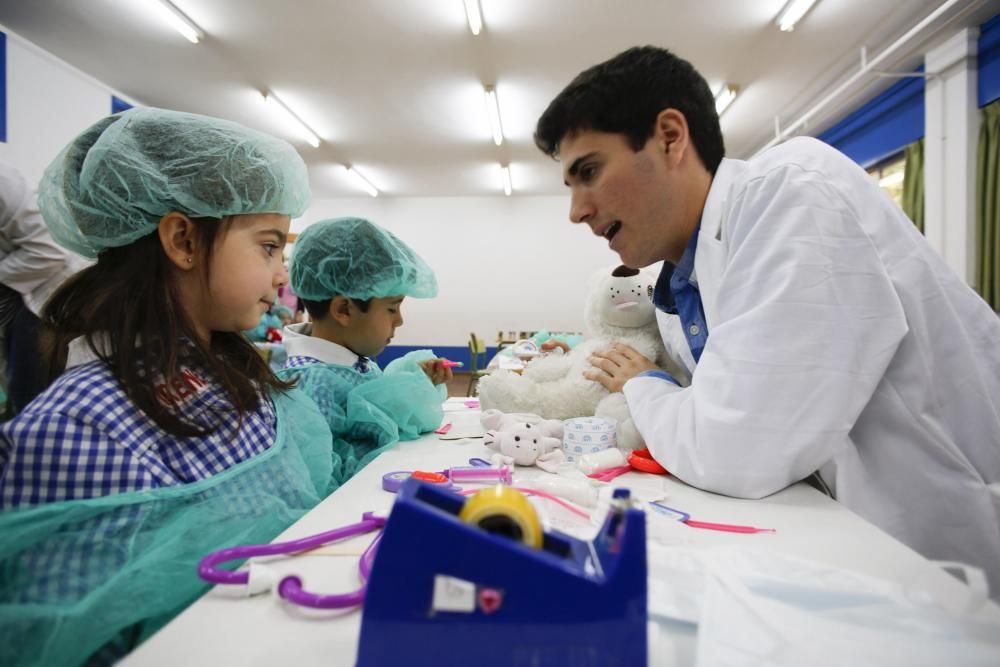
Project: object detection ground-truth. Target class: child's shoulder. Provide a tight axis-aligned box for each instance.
[24,361,126,420]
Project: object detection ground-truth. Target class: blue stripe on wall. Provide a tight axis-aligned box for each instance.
[375,345,497,370]
[979,13,1000,107]
[111,95,133,114]
[0,32,7,143]
[818,69,924,169]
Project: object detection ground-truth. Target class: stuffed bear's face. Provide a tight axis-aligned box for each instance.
[593,266,656,329]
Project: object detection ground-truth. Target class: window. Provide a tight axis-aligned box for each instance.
[867,153,905,209]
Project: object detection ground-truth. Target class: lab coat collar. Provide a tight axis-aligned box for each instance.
[699,158,742,245]
[693,157,748,329]
[282,322,366,367]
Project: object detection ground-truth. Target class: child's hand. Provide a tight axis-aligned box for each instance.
[420,359,454,385]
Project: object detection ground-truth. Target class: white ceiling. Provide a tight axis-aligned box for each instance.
[0,0,995,197]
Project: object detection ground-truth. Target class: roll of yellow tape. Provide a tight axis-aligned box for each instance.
[458,486,543,549]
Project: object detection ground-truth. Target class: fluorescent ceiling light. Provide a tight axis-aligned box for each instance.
[346,166,379,197]
[776,0,820,32]
[878,171,904,188]
[484,86,504,146]
[151,0,204,44]
[500,165,512,196]
[714,84,739,115]
[262,92,320,147]
[463,0,483,35]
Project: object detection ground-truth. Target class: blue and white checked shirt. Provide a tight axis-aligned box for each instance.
[0,344,278,509]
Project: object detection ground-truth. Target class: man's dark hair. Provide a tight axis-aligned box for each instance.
[534,46,724,174]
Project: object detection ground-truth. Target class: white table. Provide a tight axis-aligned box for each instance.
[123,399,995,666]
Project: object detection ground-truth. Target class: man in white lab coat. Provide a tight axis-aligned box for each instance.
[535,46,1000,597]
[0,161,88,415]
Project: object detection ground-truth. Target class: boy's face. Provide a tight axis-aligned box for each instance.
[342,296,405,358]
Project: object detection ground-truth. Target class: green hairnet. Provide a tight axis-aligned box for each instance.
[291,217,437,301]
[38,107,311,258]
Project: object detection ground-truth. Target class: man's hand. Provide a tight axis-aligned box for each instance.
[419,359,454,386]
[584,343,657,393]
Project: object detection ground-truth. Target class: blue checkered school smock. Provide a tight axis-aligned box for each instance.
[0,358,277,508]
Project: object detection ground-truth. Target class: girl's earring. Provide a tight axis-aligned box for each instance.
[186,257,193,264]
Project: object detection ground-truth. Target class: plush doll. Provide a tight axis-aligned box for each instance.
[481,409,564,439]
[481,408,566,471]
[477,265,686,451]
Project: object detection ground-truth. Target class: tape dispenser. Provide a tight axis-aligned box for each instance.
[356,480,646,666]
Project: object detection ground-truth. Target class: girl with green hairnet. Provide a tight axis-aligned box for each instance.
[279,217,451,486]
[0,108,339,666]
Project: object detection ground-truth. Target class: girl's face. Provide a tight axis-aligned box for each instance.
[194,213,291,338]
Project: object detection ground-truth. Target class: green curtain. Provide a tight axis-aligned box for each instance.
[901,139,924,233]
[976,100,1000,311]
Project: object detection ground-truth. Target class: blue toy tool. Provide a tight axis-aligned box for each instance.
[356,480,647,666]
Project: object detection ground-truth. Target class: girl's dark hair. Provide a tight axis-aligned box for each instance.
[535,45,725,175]
[40,216,295,437]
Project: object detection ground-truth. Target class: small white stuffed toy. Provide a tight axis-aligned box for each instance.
[481,409,565,471]
[477,265,686,451]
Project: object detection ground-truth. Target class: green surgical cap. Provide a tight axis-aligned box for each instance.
[38,107,311,258]
[291,217,437,301]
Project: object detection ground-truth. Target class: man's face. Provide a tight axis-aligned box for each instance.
[561,129,694,267]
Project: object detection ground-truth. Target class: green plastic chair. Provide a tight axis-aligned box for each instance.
[467,333,489,396]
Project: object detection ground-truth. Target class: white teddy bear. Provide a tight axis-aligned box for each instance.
[477,265,686,451]
[481,409,566,471]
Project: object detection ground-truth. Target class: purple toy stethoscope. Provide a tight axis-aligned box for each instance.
[198,511,385,609]
[198,459,514,609]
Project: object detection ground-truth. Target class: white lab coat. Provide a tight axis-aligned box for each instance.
[624,137,1000,595]
[0,162,89,315]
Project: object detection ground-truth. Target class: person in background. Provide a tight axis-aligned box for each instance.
[274,305,294,327]
[0,160,88,416]
[0,107,337,665]
[535,45,1000,597]
[280,216,451,485]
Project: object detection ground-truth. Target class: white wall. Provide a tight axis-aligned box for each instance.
[924,27,980,285]
[295,196,625,348]
[0,28,119,187]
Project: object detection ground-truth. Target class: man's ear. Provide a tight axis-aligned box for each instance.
[654,108,690,167]
[158,212,199,270]
[328,296,353,327]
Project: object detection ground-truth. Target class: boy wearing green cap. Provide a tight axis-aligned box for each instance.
[279,217,451,484]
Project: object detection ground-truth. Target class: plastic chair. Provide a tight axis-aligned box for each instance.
[467,333,489,396]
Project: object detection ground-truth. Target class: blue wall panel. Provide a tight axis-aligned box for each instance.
[375,344,496,370]
[0,32,7,143]
[818,70,924,168]
[979,13,1000,107]
[111,95,133,114]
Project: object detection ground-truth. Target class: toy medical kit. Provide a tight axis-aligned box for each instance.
[562,416,617,463]
[577,446,628,474]
[356,481,647,666]
[447,465,513,485]
[197,512,385,608]
[382,463,513,493]
[382,470,458,493]
[649,501,776,534]
[518,475,598,507]
[627,447,668,474]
